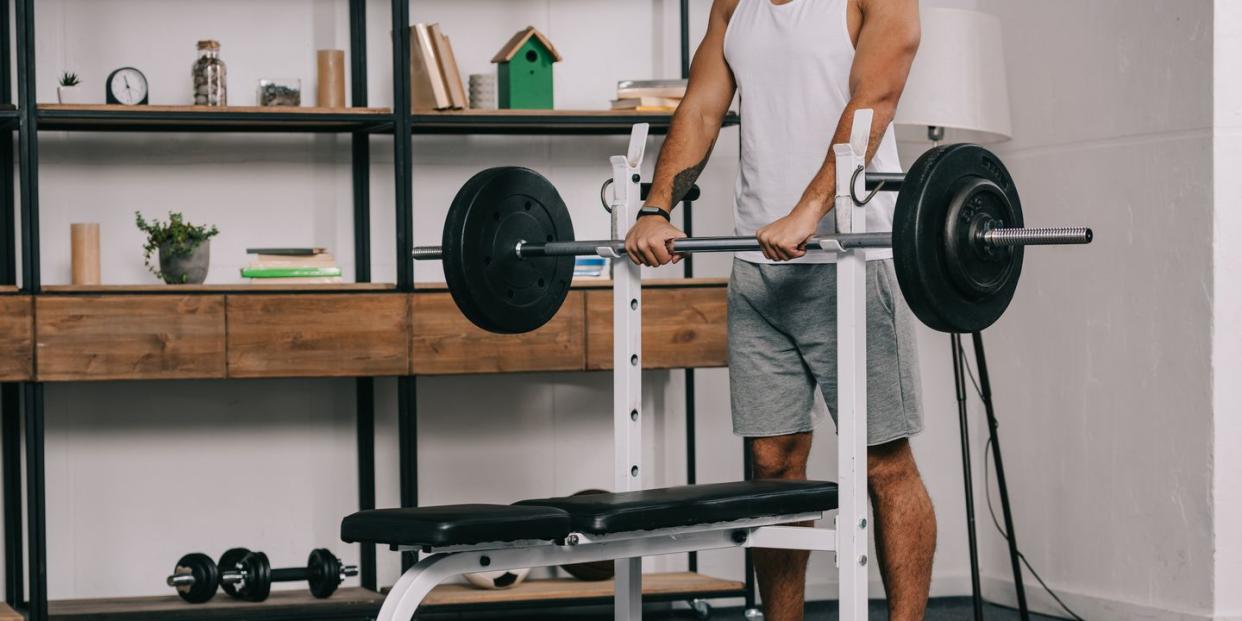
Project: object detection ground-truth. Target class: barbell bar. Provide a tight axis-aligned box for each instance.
[411,227,1092,262]
[412,143,1094,334]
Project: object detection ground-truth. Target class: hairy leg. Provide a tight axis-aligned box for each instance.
[868,439,936,621]
[750,432,814,621]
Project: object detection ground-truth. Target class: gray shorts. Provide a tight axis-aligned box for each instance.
[728,258,924,445]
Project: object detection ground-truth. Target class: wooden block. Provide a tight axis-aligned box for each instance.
[227,294,409,378]
[411,292,585,375]
[586,286,728,370]
[0,296,33,381]
[36,296,226,381]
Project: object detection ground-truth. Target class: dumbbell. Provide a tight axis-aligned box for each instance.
[166,548,358,603]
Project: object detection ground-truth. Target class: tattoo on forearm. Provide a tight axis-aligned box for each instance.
[669,140,716,207]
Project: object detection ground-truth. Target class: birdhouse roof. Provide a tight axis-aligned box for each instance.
[491,26,563,63]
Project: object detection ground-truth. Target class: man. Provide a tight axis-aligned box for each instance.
[624,0,933,619]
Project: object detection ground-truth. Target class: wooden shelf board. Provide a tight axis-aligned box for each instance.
[42,283,397,293]
[49,587,385,620]
[41,104,391,115]
[411,109,740,135]
[0,602,19,621]
[37,104,394,133]
[0,285,18,294]
[414,277,728,293]
[424,572,744,608]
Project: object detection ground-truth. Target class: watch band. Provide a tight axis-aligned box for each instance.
[637,206,671,222]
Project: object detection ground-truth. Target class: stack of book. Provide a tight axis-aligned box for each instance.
[611,79,688,112]
[410,23,468,111]
[241,248,342,284]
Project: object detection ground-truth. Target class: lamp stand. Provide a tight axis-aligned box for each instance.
[951,331,1032,621]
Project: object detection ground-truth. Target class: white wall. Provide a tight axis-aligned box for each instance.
[979,1,1217,619]
[1214,2,1242,619]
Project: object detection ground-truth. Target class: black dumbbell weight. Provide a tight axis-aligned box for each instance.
[218,548,359,602]
[166,552,221,603]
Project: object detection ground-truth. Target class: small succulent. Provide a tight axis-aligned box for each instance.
[59,72,80,87]
[135,212,219,282]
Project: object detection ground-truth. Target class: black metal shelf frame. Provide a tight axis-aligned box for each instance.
[0,0,751,618]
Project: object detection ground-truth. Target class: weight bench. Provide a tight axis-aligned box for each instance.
[342,481,840,620]
[343,113,885,620]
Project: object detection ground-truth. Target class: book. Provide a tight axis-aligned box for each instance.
[410,24,452,110]
[240,266,343,279]
[429,25,468,110]
[611,96,682,110]
[245,247,326,256]
[246,276,344,284]
[617,79,688,100]
[249,252,336,267]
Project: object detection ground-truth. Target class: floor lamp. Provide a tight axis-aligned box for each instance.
[893,9,1029,621]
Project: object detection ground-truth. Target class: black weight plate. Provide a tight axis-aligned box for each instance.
[893,144,1024,333]
[443,167,576,334]
[217,547,251,599]
[173,552,219,604]
[307,548,342,598]
[239,551,272,602]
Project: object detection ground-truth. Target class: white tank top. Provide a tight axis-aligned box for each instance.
[724,0,901,263]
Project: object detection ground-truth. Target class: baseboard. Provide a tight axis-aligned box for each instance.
[981,575,1216,621]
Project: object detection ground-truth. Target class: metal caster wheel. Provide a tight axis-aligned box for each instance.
[688,598,712,619]
[743,608,765,620]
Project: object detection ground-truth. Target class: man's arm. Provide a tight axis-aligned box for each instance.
[625,0,738,267]
[755,0,920,261]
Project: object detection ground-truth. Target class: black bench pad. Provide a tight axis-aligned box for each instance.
[516,480,838,535]
[341,504,571,547]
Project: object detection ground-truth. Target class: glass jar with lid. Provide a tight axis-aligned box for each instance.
[192,40,227,106]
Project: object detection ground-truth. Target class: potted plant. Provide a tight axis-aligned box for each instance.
[135,212,219,285]
[57,72,83,104]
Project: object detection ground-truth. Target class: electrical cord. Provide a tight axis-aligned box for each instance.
[959,347,1088,621]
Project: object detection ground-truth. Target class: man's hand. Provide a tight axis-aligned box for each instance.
[756,203,826,261]
[625,213,687,267]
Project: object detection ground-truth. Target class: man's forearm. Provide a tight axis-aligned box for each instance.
[797,99,897,219]
[645,106,721,212]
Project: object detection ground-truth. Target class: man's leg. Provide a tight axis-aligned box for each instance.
[868,438,935,621]
[750,432,814,621]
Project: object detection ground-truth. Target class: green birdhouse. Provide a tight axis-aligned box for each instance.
[491,26,562,110]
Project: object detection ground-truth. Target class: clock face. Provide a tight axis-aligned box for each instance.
[108,67,148,105]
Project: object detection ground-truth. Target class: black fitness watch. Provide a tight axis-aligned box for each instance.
[637,206,671,222]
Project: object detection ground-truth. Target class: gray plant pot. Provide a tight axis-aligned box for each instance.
[159,241,210,285]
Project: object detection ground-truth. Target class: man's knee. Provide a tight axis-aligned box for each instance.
[867,438,922,493]
[750,432,812,479]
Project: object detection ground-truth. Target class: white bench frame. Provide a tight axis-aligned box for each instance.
[376,110,876,621]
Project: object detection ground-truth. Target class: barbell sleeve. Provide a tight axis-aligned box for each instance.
[864,172,905,191]
[411,226,1092,261]
[981,227,1093,247]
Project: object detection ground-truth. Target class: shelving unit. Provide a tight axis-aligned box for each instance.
[0,0,750,619]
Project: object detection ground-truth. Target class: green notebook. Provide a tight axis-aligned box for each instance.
[241,266,343,278]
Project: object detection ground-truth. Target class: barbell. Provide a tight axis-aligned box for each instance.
[413,144,1093,334]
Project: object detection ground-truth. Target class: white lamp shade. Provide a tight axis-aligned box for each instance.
[895,8,1012,144]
